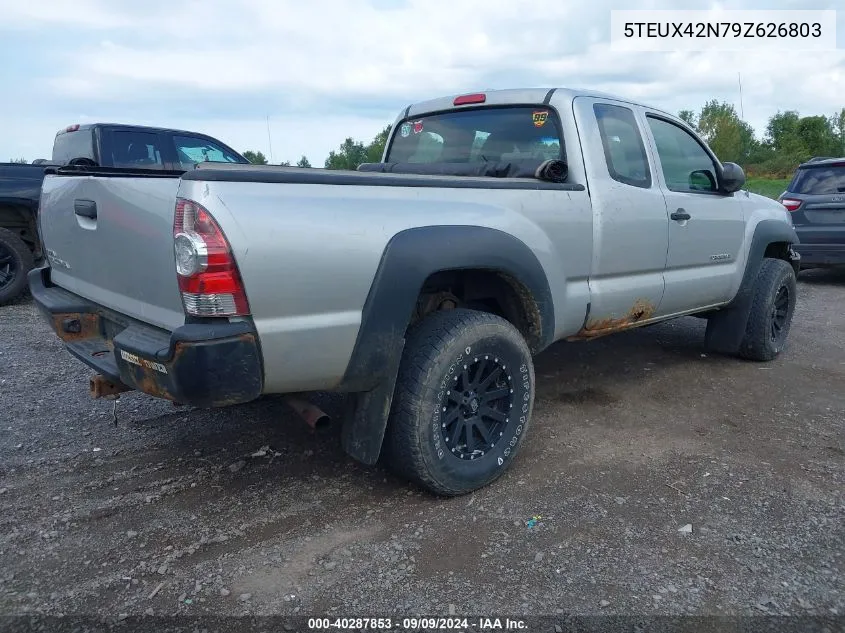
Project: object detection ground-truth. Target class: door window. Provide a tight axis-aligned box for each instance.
[647,116,719,193]
[111,131,164,168]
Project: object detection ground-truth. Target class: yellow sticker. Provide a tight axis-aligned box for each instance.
[532,110,549,127]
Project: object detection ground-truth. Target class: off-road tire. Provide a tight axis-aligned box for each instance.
[384,308,535,496]
[737,258,797,361]
[0,227,33,306]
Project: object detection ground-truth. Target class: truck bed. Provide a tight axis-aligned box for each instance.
[34,162,592,396]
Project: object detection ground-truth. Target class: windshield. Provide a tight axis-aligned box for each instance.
[173,135,247,168]
[790,165,845,195]
[386,107,563,164]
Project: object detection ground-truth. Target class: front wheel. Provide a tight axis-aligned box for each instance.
[737,258,798,361]
[384,309,535,496]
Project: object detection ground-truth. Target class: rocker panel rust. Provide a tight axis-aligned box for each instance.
[568,299,656,340]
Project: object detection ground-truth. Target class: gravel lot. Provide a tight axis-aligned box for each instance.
[0,270,843,622]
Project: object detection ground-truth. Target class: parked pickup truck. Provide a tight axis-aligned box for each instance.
[0,123,248,304]
[30,88,800,496]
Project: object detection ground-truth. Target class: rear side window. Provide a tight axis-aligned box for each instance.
[172,135,245,168]
[110,131,165,168]
[789,165,845,194]
[52,130,95,164]
[593,103,651,188]
[385,107,563,164]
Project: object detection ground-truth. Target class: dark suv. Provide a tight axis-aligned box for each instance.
[779,157,845,269]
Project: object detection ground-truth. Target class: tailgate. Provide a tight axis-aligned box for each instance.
[802,197,845,226]
[793,195,845,244]
[38,172,186,330]
[788,164,845,240]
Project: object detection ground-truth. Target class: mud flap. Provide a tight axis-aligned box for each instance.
[341,378,398,465]
[704,300,752,355]
[340,328,405,465]
[705,220,799,355]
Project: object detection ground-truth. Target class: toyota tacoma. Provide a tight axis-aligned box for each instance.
[29,88,800,495]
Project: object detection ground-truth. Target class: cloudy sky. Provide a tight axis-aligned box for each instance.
[1,0,843,165]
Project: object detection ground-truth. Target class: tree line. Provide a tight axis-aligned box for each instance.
[679,102,845,177]
[243,125,391,172]
[245,105,844,179]
[241,151,314,168]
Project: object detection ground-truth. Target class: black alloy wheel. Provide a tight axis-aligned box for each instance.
[440,354,514,461]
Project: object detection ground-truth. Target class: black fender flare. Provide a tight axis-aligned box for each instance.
[338,225,555,465]
[705,219,799,354]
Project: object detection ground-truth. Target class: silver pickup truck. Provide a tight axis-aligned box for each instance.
[30,87,800,496]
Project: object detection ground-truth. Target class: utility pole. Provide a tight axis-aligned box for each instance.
[738,72,744,120]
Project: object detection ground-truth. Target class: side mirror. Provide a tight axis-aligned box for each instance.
[718,162,745,194]
[689,169,717,191]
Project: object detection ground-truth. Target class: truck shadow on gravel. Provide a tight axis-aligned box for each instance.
[533,317,713,407]
[798,267,845,286]
[116,316,717,493]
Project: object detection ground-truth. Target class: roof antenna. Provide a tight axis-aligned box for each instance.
[266,115,274,164]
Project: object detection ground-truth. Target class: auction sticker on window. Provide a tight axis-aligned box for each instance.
[532,111,549,127]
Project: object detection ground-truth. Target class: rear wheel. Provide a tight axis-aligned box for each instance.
[384,308,535,496]
[737,258,797,361]
[0,228,33,305]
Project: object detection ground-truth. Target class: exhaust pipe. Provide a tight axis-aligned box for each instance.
[90,374,131,399]
[284,396,331,431]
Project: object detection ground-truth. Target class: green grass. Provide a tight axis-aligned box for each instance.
[744,178,790,199]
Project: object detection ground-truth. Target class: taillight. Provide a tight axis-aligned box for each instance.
[173,198,250,317]
[65,124,80,132]
[781,198,802,212]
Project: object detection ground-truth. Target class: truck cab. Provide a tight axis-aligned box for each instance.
[52,123,249,170]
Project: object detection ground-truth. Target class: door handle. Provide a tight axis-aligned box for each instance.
[74,199,97,220]
[670,209,691,221]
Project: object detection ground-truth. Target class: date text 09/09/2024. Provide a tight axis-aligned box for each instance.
[307,617,528,630]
